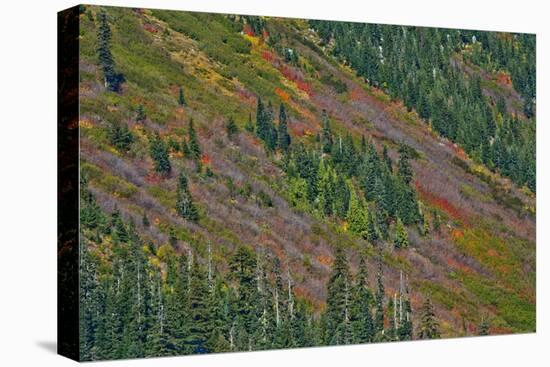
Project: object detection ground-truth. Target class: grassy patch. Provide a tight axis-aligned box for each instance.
[81,161,138,199]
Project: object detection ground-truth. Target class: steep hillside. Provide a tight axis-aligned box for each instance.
[76,5,535,360]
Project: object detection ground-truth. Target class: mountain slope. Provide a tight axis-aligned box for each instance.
[77,4,535,349]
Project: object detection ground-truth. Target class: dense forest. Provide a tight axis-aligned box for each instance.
[76,6,535,361]
[80,179,444,359]
[310,21,536,191]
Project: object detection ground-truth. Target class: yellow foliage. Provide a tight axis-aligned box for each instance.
[157,243,174,261]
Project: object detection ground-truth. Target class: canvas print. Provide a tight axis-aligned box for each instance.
[57,4,536,361]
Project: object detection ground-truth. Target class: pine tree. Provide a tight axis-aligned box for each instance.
[278,103,291,152]
[397,144,413,185]
[478,317,490,336]
[187,119,201,160]
[256,97,266,140]
[324,246,351,345]
[366,210,379,243]
[230,247,260,350]
[418,297,440,339]
[346,189,369,238]
[108,121,134,151]
[149,133,171,175]
[245,112,255,133]
[316,159,337,217]
[178,87,186,106]
[97,10,123,91]
[382,145,393,172]
[185,260,210,353]
[374,260,385,335]
[265,101,278,151]
[321,110,333,154]
[394,217,409,249]
[351,257,374,343]
[175,172,199,222]
[136,104,146,122]
[226,116,239,139]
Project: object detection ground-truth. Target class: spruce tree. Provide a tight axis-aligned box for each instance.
[226,116,239,139]
[136,104,146,122]
[278,103,291,152]
[321,110,333,154]
[397,145,413,185]
[185,261,210,353]
[97,10,123,91]
[324,246,351,345]
[108,121,134,151]
[187,119,201,160]
[478,317,490,336]
[178,87,186,106]
[149,133,171,175]
[350,257,374,343]
[418,297,440,339]
[374,260,385,335]
[346,189,369,238]
[245,112,255,133]
[394,217,409,249]
[230,247,260,350]
[175,172,199,222]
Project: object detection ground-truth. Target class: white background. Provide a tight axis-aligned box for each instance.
[0,0,547,365]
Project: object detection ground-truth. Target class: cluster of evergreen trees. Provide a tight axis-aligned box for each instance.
[272,107,423,245]
[309,21,535,192]
[79,178,440,360]
[254,98,292,152]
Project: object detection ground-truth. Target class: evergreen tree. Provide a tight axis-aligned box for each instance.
[324,246,351,345]
[245,112,255,133]
[187,119,201,160]
[346,189,369,238]
[394,217,409,249]
[397,145,413,185]
[97,10,123,91]
[351,257,374,343]
[321,110,333,154]
[185,261,210,353]
[178,87,186,106]
[277,103,291,152]
[374,260,385,335]
[478,317,490,336]
[149,133,171,175]
[175,172,199,222]
[316,159,337,217]
[136,104,146,122]
[226,116,239,139]
[230,247,260,350]
[108,121,134,151]
[418,297,440,339]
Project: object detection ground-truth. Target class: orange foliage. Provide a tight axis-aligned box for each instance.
[316,254,333,267]
[200,154,211,166]
[452,229,464,240]
[274,87,290,102]
[496,71,512,86]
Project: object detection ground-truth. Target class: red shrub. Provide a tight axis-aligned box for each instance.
[243,24,255,37]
